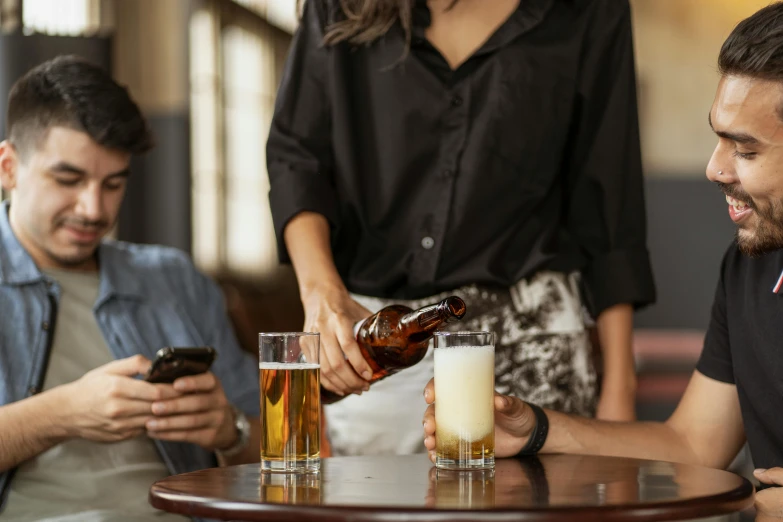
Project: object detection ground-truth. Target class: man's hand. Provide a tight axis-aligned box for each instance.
[754,468,783,519]
[145,371,237,451]
[422,378,536,462]
[301,283,373,397]
[61,355,179,443]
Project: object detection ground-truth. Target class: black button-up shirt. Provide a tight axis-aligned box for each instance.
[267,0,656,316]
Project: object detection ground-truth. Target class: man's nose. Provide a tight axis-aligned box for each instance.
[75,185,104,221]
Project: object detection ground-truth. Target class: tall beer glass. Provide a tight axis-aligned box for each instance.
[434,331,495,470]
[259,332,320,472]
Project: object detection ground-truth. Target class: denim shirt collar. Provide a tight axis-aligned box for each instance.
[0,200,143,302]
[0,200,44,286]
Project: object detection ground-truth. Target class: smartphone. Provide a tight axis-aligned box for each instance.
[145,346,217,384]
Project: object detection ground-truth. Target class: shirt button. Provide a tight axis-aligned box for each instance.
[442,169,453,179]
[28,385,39,395]
[421,237,435,250]
[450,95,462,107]
[41,321,49,331]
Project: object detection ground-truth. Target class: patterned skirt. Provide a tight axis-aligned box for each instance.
[324,271,598,456]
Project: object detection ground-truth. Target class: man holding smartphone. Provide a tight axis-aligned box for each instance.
[0,56,259,521]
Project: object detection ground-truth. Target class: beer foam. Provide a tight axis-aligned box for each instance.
[259,362,320,370]
[434,345,494,440]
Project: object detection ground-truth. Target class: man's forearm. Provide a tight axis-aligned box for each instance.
[544,410,701,465]
[0,388,70,472]
[284,212,343,295]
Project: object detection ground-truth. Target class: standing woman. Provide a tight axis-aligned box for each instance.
[267,0,655,456]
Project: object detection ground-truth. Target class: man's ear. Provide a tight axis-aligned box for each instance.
[0,140,18,192]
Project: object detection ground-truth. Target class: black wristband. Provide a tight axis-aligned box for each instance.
[515,402,549,457]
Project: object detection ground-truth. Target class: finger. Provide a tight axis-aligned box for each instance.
[146,411,222,432]
[319,372,344,396]
[495,393,523,414]
[317,333,348,396]
[118,379,180,402]
[315,337,341,395]
[423,404,436,436]
[104,399,158,418]
[335,320,372,382]
[429,450,436,463]
[324,324,368,393]
[320,331,356,395]
[755,487,783,518]
[111,415,156,431]
[173,372,217,393]
[423,403,436,451]
[99,355,152,377]
[152,393,223,416]
[755,468,783,486]
[424,378,435,404]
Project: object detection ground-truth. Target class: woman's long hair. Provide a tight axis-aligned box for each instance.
[322,0,414,46]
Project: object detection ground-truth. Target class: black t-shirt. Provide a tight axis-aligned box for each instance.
[697,242,783,469]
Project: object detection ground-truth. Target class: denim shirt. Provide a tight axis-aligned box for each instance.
[0,201,260,519]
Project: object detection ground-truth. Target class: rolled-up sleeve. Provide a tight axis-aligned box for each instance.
[564,0,655,317]
[267,0,338,263]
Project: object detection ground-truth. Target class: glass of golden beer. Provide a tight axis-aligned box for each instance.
[259,332,320,473]
[434,331,495,470]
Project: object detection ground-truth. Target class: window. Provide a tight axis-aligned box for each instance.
[234,0,298,34]
[22,0,111,36]
[190,0,292,279]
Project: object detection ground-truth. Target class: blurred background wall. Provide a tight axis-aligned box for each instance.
[0,0,772,427]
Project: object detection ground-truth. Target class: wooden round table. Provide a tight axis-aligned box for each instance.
[149,454,753,521]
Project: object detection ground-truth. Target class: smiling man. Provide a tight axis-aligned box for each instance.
[0,56,260,521]
[423,2,783,518]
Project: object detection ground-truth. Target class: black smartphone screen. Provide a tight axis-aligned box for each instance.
[145,346,217,384]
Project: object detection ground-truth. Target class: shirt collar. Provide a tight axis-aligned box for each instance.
[95,242,144,305]
[0,200,142,301]
[773,268,783,294]
[411,0,555,53]
[0,200,44,285]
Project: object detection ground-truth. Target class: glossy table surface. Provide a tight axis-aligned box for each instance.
[149,454,753,521]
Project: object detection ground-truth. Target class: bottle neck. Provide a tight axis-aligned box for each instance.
[399,297,465,333]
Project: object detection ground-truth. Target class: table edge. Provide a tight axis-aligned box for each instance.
[149,477,754,522]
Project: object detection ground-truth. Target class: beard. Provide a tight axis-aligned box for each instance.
[719,182,783,257]
[45,216,108,267]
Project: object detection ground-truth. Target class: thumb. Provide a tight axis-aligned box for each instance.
[756,468,783,486]
[494,393,524,414]
[99,354,152,377]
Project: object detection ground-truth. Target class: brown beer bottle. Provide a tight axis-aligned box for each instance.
[321,296,466,404]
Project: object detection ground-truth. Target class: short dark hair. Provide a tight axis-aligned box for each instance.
[719,2,783,118]
[6,55,153,160]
